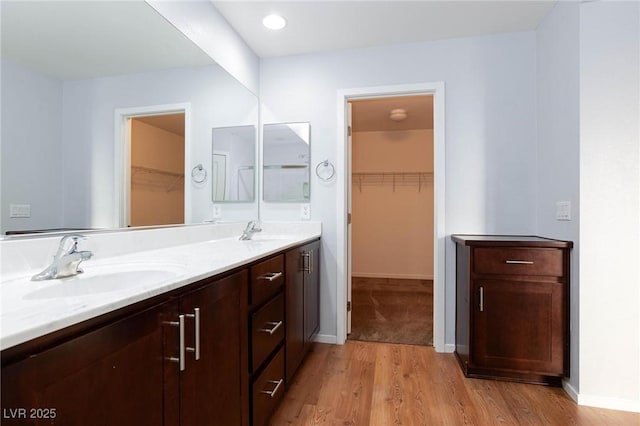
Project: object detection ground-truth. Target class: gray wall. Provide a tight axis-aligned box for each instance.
[260,31,538,345]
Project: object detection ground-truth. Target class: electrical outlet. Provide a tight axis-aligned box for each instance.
[556,201,571,221]
[213,205,222,219]
[300,204,311,220]
[9,204,31,218]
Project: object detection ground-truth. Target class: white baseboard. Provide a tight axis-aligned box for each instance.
[352,272,434,280]
[314,334,337,344]
[562,380,579,403]
[577,393,640,413]
[443,343,456,353]
[563,380,640,412]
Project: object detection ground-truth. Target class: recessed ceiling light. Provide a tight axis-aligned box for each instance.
[263,14,286,30]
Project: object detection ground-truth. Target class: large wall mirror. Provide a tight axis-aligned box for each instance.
[263,123,311,202]
[212,126,256,202]
[0,1,258,235]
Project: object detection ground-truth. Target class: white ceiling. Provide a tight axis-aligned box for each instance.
[1,1,213,80]
[213,1,556,58]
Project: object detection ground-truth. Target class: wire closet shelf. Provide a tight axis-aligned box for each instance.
[352,171,433,192]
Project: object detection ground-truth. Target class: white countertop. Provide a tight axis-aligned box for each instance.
[0,228,320,351]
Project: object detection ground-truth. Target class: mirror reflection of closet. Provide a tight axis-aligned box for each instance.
[211,126,256,202]
[263,122,311,202]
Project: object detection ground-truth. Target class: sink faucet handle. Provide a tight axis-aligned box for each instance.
[55,234,87,258]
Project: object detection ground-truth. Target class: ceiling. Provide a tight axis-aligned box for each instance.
[351,96,433,132]
[1,1,213,80]
[213,1,556,58]
[134,113,186,136]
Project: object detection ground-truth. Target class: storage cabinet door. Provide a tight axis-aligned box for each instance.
[304,241,320,344]
[472,279,565,375]
[285,247,304,383]
[1,305,166,426]
[179,271,245,426]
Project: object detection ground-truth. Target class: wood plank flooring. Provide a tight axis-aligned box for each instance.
[270,341,640,425]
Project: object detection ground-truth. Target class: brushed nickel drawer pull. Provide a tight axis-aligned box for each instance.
[260,379,284,398]
[258,271,283,281]
[505,260,534,265]
[302,252,310,273]
[185,307,200,361]
[479,287,484,312]
[259,321,283,335]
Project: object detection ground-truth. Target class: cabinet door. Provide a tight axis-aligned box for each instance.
[2,305,166,426]
[179,271,245,426]
[472,279,564,375]
[304,241,320,345]
[285,247,304,384]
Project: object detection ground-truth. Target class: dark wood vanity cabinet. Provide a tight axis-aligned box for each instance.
[248,255,285,426]
[1,303,166,426]
[285,239,320,384]
[1,271,246,426]
[452,235,572,385]
[1,238,320,426]
[165,271,246,426]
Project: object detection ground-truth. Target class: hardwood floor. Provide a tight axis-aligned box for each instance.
[270,341,640,425]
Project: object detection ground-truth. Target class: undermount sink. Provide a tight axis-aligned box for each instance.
[24,263,185,300]
[244,234,293,242]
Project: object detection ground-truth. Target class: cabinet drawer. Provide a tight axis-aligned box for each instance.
[251,294,284,372]
[252,347,285,426]
[251,255,284,306]
[473,247,563,277]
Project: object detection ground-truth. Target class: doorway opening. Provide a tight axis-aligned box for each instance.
[115,103,190,228]
[348,95,434,346]
[336,82,445,351]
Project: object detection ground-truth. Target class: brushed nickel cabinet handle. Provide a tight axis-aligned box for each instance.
[309,249,313,274]
[302,252,310,273]
[258,272,283,281]
[185,307,200,361]
[479,287,484,312]
[260,379,284,398]
[505,260,534,265]
[163,315,186,371]
[259,321,283,335]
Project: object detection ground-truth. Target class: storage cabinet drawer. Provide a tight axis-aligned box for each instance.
[252,347,285,426]
[251,294,284,372]
[473,247,563,277]
[250,255,284,306]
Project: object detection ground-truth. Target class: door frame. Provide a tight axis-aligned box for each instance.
[114,103,191,228]
[336,82,446,352]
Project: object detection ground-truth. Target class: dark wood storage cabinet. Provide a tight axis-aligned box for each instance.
[284,239,320,384]
[452,235,572,385]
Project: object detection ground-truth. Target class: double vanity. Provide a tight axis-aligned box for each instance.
[1,222,320,426]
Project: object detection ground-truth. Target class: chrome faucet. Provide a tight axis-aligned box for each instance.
[239,220,262,240]
[31,234,94,281]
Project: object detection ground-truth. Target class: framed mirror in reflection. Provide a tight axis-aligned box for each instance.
[263,123,311,202]
[211,126,256,202]
[0,1,259,236]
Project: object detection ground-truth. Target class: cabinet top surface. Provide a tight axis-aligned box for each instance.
[451,234,573,248]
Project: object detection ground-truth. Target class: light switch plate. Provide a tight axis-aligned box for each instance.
[300,204,311,220]
[212,205,222,219]
[9,204,31,218]
[556,201,571,221]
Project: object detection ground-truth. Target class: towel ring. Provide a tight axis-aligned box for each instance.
[191,164,207,184]
[315,160,335,181]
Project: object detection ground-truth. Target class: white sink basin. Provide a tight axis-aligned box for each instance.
[24,263,185,300]
[244,234,294,242]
